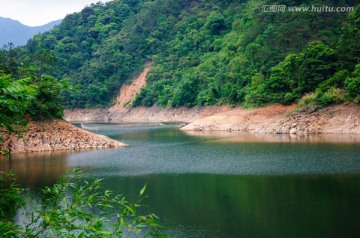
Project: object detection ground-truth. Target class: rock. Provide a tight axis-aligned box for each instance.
[1,120,127,154]
[289,128,297,134]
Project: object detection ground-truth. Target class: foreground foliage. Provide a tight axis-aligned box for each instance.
[0,171,24,237]
[0,169,166,237]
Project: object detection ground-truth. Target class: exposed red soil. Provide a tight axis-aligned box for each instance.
[109,66,150,113]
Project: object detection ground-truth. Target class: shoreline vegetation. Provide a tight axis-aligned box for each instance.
[63,65,360,136]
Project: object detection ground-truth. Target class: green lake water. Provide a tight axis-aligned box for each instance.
[2,123,360,237]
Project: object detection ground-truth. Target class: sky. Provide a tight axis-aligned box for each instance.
[0,0,111,26]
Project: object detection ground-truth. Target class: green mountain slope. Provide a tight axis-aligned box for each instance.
[24,0,359,108]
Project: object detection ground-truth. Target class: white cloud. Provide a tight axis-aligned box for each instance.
[0,0,111,26]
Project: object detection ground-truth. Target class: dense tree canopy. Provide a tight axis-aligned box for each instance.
[18,0,360,108]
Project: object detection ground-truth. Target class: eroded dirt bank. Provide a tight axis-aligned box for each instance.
[64,105,232,123]
[1,120,127,154]
[182,104,360,134]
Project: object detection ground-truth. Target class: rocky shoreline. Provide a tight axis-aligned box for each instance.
[182,104,360,134]
[64,104,360,135]
[2,104,359,156]
[1,120,127,154]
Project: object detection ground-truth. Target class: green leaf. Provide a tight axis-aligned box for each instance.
[140,183,147,196]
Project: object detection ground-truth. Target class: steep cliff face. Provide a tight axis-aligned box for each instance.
[1,120,126,154]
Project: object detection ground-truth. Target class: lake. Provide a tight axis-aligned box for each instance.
[2,123,360,237]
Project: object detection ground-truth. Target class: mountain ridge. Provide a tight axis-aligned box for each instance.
[0,17,62,47]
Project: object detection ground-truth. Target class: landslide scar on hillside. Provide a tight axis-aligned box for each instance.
[109,66,150,113]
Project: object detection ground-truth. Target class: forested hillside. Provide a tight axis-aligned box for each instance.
[22,0,360,108]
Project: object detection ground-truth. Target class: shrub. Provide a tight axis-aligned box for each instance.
[298,88,347,108]
[0,171,25,238]
[345,64,360,100]
[0,169,166,238]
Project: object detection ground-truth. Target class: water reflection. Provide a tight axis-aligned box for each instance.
[104,174,360,238]
[0,151,72,187]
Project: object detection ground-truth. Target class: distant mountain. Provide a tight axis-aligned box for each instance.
[0,17,62,47]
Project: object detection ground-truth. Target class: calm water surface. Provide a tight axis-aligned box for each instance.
[2,123,360,237]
